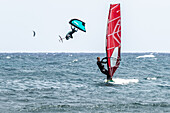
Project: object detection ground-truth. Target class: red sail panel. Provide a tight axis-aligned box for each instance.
[106,4,121,78]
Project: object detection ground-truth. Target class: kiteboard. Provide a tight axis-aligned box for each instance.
[59,35,63,43]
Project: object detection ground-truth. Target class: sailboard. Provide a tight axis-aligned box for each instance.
[106,4,121,79]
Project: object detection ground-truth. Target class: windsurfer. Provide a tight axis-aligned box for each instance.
[97,57,112,80]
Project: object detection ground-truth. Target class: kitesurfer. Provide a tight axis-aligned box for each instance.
[59,27,77,42]
[97,57,112,80]
[59,18,86,42]
[65,26,77,40]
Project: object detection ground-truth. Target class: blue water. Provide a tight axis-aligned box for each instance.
[0,53,170,113]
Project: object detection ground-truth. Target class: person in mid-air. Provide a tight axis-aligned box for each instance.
[59,27,78,43]
[97,57,112,80]
[65,26,77,40]
[59,19,86,42]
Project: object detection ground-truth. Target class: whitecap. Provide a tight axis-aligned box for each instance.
[104,78,139,85]
[146,77,157,80]
[72,59,78,62]
[136,54,155,59]
[6,56,11,59]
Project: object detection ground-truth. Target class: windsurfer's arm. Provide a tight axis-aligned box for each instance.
[101,57,107,64]
[117,57,121,61]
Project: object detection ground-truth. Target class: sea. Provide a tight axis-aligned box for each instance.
[0,52,170,113]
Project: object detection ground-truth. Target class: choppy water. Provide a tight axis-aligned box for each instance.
[0,53,170,113]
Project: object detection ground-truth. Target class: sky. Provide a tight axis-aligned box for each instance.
[0,0,170,53]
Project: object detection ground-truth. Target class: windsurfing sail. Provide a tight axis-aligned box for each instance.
[69,19,86,32]
[106,4,121,78]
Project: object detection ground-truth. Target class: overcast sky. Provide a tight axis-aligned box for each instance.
[0,0,170,53]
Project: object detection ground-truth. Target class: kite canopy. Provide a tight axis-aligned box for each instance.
[69,19,86,32]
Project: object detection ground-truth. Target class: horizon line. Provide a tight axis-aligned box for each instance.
[0,51,170,53]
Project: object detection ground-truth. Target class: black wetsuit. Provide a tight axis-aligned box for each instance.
[97,57,111,80]
[65,28,77,40]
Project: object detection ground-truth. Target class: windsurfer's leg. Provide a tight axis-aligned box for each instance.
[105,70,111,80]
[107,75,111,80]
[101,69,111,80]
[101,70,107,75]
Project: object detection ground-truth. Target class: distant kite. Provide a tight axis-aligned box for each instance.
[33,31,36,37]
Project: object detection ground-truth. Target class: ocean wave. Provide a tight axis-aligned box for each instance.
[46,62,59,65]
[72,59,78,63]
[2,67,18,71]
[6,56,11,59]
[145,77,157,80]
[18,104,72,112]
[136,54,155,59]
[157,84,170,89]
[132,102,170,107]
[104,78,139,85]
[0,53,170,113]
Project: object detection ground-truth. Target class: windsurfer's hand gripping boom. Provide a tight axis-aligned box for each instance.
[101,57,108,64]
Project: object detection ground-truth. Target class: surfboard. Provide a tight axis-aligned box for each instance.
[104,79,115,84]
